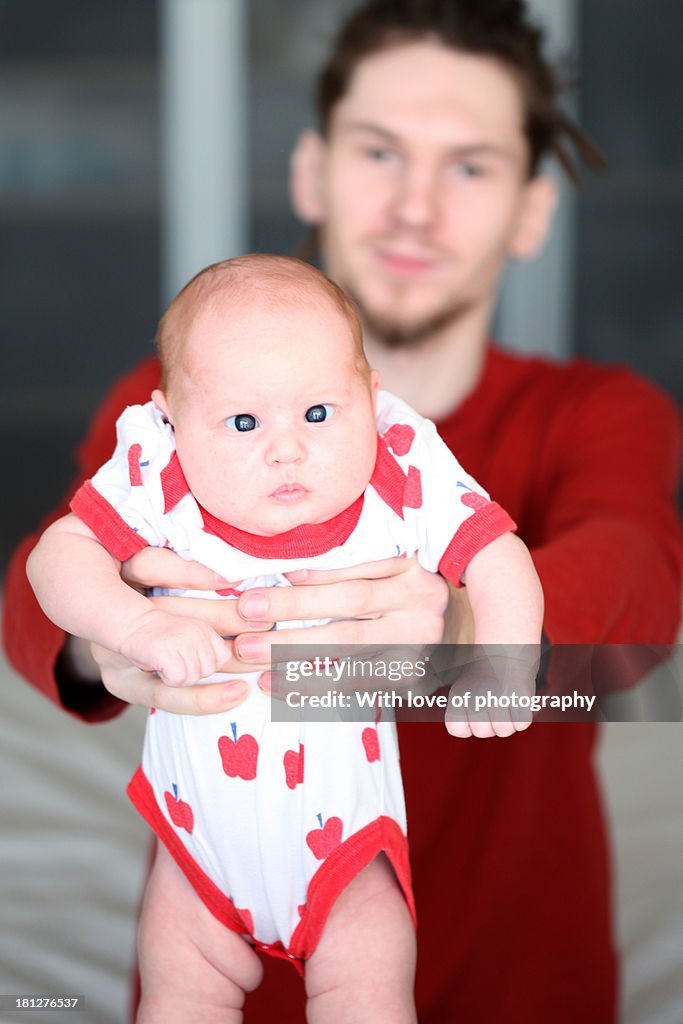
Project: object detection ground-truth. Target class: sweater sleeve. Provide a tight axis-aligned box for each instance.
[2,358,161,722]
[531,369,682,645]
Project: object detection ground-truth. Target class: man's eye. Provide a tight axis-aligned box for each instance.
[454,161,484,178]
[372,147,396,162]
[225,414,259,432]
[304,404,335,423]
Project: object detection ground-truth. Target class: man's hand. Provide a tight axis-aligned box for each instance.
[232,555,450,672]
[101,549,450,712]
[90,643,252,715]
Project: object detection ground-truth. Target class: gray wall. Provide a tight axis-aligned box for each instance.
[576,0,683,401]
[0,1,160,566]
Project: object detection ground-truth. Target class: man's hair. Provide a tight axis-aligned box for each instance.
[157,254,369,392]
[316,0,603,182]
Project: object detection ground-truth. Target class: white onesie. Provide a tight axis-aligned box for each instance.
[70,390,514,971]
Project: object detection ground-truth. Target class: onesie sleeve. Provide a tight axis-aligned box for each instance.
[374,393,516,587]
[410,420,516,586]
[69,403,169,561]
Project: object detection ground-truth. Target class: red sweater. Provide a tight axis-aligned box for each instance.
[4,345,682,1023]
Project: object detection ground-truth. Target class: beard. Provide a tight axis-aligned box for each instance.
[344,284,476,351]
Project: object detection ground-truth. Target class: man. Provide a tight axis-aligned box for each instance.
[4,1,681,1021]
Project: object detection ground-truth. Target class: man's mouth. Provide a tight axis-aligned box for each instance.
[373,245,438,276]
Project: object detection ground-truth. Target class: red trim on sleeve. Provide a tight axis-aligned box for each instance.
[70,481,149,562]
[160,451,190,513]
[438,502,516,587]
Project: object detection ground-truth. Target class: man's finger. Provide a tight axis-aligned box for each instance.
[103,665,251,716]
[148,595,273,634]
[151,679,251,715]
[234,617,401,665]
[237,578,392,624]
[285,554,415,586]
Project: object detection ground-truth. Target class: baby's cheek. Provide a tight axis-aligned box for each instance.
[196,456,254,520]
[325,450,371,505]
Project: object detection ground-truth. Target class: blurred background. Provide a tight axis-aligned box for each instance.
[0,0,681,567]
[0,2,681,1022]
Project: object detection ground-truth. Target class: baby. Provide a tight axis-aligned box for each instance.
[28,255,543,1023]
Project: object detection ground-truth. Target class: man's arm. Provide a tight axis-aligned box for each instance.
[2,361,158,719]
[531,370,682,645]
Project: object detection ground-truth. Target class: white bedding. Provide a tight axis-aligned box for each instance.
[0,639,681,1024]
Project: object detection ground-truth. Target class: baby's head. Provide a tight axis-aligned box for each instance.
[153,254,380,536]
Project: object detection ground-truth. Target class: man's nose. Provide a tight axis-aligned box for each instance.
[391,165,439,229]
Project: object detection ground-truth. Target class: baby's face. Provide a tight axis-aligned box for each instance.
[155,295,379,536]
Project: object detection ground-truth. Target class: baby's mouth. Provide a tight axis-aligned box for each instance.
[270,483,309,503]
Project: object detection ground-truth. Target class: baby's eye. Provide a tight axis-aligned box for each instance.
[225,413,259,432]
[305,404,335,423]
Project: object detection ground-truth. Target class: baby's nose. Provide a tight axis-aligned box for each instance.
[265,430,305,464]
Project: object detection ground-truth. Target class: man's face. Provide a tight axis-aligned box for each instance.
[304,43,543,347]
[155,293,379,536]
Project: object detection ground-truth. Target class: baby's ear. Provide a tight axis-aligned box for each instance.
[151,388,173,425]
[369,369,381,411]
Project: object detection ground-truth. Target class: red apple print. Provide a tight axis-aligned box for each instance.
[362,727,381,762]
[236,907,254,935]
[461,491,489,512]
[403,465,422,509]
[127,443,143,486]
[383,423,415,456]
[164,784,194,833]
[215,587,242,597]
[284,743,305,789]
[218,723,259,780]
[297,904,306,918]
[306,815,343,860]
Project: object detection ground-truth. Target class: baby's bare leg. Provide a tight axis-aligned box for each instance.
[305,854,417,1024]
[137,842,263,1024]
